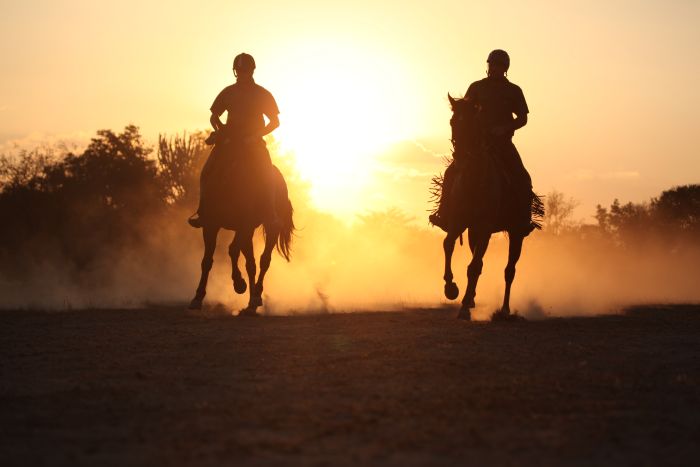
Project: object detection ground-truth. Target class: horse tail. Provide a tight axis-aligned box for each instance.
[276,195,294,262]
[265,166,294,262]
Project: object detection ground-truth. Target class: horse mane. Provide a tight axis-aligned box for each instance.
[429,156,451,220]
[531,195,545,231]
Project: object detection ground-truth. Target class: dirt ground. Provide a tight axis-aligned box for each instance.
[1,305,699,466]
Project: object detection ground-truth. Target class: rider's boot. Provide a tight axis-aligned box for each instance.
[429,211,449,232]
[204,130,218,145]
[188,212,203,229]
[188,196,206,228]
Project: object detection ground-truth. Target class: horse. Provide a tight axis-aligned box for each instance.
[188,156,294,315]
[438,94,542,320]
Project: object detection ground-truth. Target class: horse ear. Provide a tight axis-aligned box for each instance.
[448,93,456,106]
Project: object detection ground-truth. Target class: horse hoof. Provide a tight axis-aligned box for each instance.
[233,278,247,294]
[457,309,471,321]
[444,282,459,300]
[188,298,203,310]
[462,297,475,309]
[238,307,259,317]
[249,296,263,308]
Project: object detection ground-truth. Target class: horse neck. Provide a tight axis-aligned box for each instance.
[453,127,480,155]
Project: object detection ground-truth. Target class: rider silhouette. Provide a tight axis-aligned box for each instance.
[189,53,280,228]
[430,49,533,233]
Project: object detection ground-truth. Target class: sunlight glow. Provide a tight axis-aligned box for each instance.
[269,42,418,213]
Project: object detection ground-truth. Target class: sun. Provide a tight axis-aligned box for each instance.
[266,42,417,214]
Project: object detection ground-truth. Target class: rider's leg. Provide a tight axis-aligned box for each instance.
[188,144,221,228]
[507,143,532,188]
[257,147,279,227]
[265,169,279,225]
[503,142,534,235]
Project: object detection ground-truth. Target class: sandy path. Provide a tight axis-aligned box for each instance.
[1,305,699,466]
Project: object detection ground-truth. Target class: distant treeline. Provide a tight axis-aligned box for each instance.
[543,185,700,247]
[0,126,208,279]
[0,125,698,279]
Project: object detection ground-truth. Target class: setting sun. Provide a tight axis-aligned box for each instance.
[269,41,419,213]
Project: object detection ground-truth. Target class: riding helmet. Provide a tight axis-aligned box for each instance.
[233,53,256,72]
[487,49,510,70]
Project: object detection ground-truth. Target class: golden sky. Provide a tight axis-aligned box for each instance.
[1,0,698,221]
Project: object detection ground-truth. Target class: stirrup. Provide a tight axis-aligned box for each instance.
[205,131,217,145]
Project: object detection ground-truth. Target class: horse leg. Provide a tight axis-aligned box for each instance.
[501,233,524,315]
[239,229,260,315]
[254,226,278,306]
[189,226,219,309]
[467,227,477,253]
[228,233,247,294]
[443,231,461,300]
[460,228,491,319]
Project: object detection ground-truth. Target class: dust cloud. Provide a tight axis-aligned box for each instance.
[1,146,698,318]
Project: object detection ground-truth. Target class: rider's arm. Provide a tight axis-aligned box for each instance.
[210,112,224,131]
[245,90,280,142]
[510,86,529,133]
[260,113,280,137]
[511,112,527,132]
[246,113,279,141]
[210,87,230,131]
[492,113,527,136]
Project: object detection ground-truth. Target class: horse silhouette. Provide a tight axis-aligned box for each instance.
[437,94,543,320]
[189,152,294,315]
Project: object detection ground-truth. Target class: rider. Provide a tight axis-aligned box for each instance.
[429,49,533,234]
[188,53,280,228]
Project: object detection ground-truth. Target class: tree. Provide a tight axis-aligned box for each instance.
[610,199,653,240]
[595,204,609,233]
[651,185,700,235]
[40,125,165,213]
[543,190,579,235]
[0,147,56,192]
[594,199,653,246]
[0,125,167,272]
[157,131,208,205]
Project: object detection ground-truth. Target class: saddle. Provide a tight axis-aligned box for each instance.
[449,143,537,234]
[200,138,275,230]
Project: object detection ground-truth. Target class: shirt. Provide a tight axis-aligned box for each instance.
[465,77,528,136]
[210,80,279,136]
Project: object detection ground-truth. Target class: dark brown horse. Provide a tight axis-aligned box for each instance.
[439,94,542,320]
[189,161,294,315]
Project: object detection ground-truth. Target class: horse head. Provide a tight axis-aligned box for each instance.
[447,93,480,155]
[448,93,458,109]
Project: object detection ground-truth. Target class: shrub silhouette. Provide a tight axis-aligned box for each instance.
[157,131,208,205]
[0,126,167,274]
